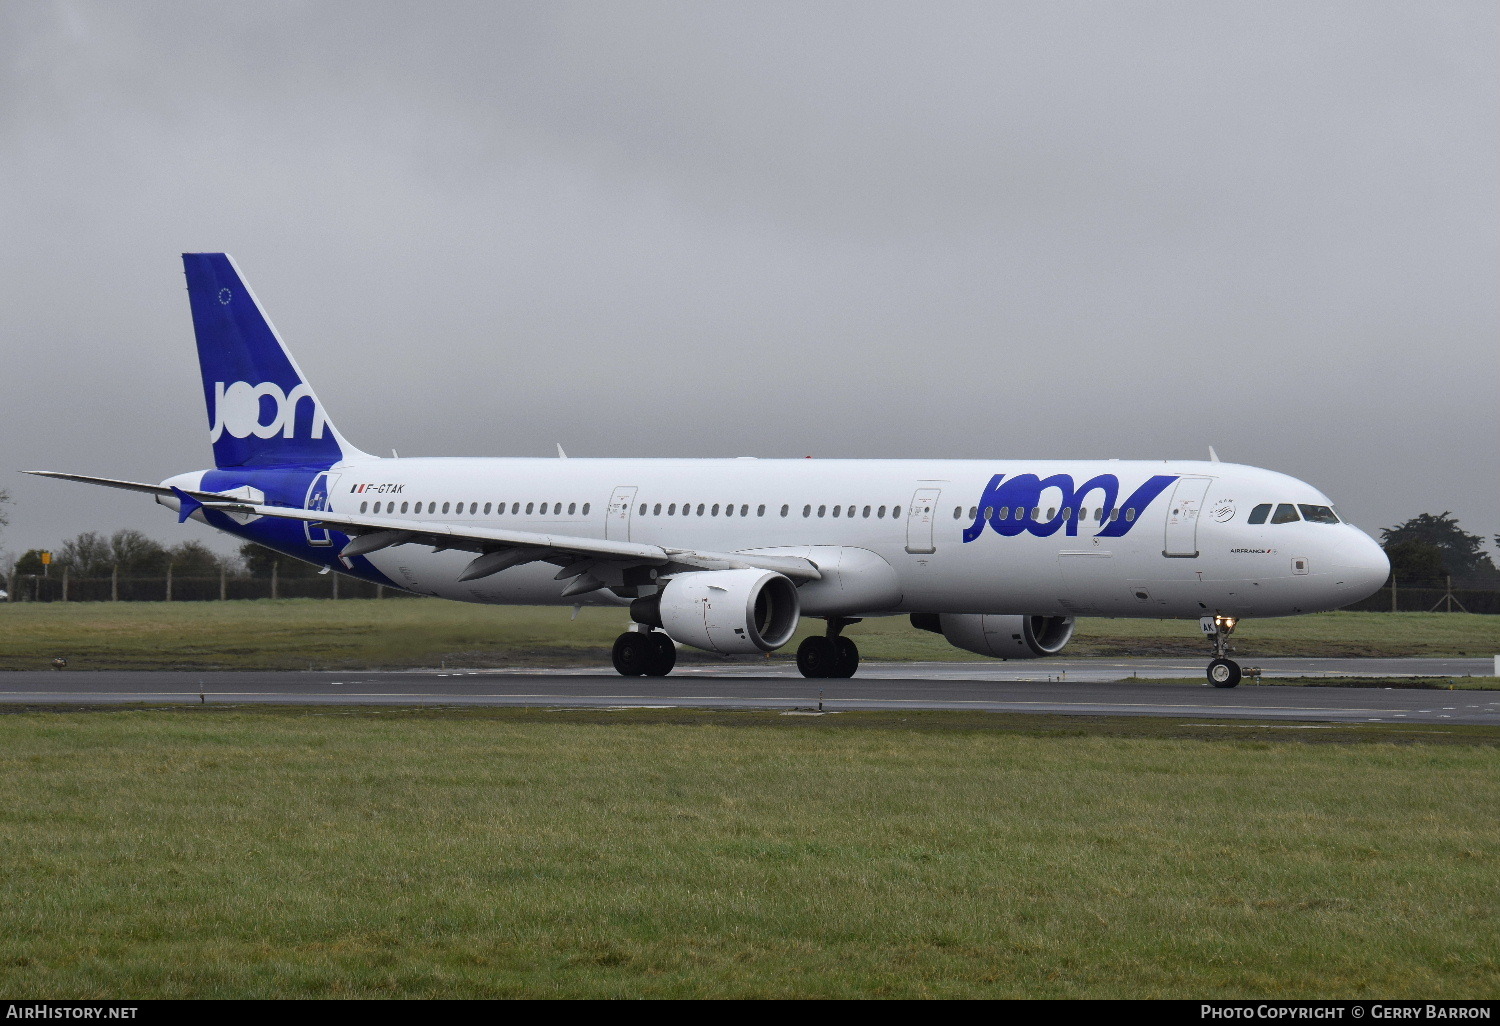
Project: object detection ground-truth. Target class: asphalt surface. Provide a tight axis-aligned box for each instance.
[1,658,1496,725]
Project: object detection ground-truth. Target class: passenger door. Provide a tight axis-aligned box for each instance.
[303,472,339,547]
[1163,476,1212,557]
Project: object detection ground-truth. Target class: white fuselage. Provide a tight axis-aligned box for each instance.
[226,455,1388,620]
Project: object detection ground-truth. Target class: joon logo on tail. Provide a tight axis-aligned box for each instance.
[208,381,327,442]
[962,473,1178,542]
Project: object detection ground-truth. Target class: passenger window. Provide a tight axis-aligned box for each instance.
[758,505,767,517]
[711,504,720,516]
[803,505,811,517]
[667,503,676,515]
[1298,504,1339,524]
[863,506,871,518]
[582,503,590,515]
[1272,503,1300,524]
[818,505,827,518]
[399,502,409,514]
[569,502,577,515]
[1248,503,1271,525]
[696,504,705,516]
[468,502,476,514]
[725,504,735,518]
[892,506,902,518]
[877,506,885,519]
[741,504,750,517]
[483,502,492,515]
[1046,508,1056,520]
[1031,507,1040,520]
[639,503,646,516]
[525,502,534,515]
[1125,508,1135,522]
[651,503,660,515]
[779,504,787,517]
[511,502,520,514]
[998,507,1009,521]
[359,501,367,513]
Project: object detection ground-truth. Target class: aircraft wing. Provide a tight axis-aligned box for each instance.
[26,470,823,595]
[191,496,823,593]
[23,470,239,502]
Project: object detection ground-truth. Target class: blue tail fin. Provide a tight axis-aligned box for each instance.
[183,253,366,468]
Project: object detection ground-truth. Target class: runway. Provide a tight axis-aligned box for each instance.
[1,658,1496,725]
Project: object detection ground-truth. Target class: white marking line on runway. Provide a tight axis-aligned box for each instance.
[0,691,1430,714]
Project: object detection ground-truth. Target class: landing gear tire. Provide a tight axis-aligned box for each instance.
[829,637,859,679]
[613,631,677,676]
[797,635,860,678]
[612,632,652,676]
[1207,658,1242,689]
[796,636,835,678]
[643,633,676,677]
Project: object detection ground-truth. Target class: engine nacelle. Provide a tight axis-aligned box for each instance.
[631,569,800,655]
[910,613,1075,659]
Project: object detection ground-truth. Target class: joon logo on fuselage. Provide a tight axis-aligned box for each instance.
[962,473,1178,542]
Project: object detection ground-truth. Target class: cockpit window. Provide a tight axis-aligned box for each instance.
[1248,503,1271,525]
[1298,504,1339,524]
[1271,503,1300,524]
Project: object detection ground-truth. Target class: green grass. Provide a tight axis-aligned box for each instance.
[0,707,1494,998]
[1,600,1498,671]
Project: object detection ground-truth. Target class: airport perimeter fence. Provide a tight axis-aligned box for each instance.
[3,570,417,603]
[1342,582,1500,615]
[4,572,1499,612]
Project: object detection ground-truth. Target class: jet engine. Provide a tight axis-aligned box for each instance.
[630,569,800,655]
[910,613,1075,659]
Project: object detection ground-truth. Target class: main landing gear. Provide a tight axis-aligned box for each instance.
[611,628,677,677]
[796,618,861,679]
[1201,615,1242,688]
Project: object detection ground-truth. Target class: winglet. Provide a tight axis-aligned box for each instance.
[171,486,204,524]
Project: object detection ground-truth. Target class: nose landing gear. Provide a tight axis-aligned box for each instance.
[1201,615,1242,688]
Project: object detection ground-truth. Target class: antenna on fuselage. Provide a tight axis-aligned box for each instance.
[1208,446,1220,463]
[557,444,568,459]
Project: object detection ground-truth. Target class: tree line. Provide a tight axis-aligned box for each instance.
[7,530,327,581]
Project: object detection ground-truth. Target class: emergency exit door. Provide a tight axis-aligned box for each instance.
[905,487,943,554]
[606,486,637,542]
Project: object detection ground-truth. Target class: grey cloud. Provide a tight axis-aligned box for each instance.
[1,1,1494,558]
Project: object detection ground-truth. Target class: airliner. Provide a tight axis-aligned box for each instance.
[29,254,1390,687]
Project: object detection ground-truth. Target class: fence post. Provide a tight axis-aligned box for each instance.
[5,569,14,602]
[1391,576,1397,613]
[61,566,69,603]
[331,571,339,600]
[271,562,279,600]
[165,564,173,602]
[376,584,384,599]
[219,568,227,601]
[111,566,118,602]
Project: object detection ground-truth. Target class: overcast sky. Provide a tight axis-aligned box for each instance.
[2,0,1495,562]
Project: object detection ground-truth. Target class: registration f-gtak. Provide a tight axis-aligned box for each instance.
[31,255,1391,685]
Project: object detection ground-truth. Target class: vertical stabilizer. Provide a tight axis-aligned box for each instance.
[183,253,367,468]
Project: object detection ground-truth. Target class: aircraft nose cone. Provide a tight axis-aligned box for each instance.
[1333,529,1390,601]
